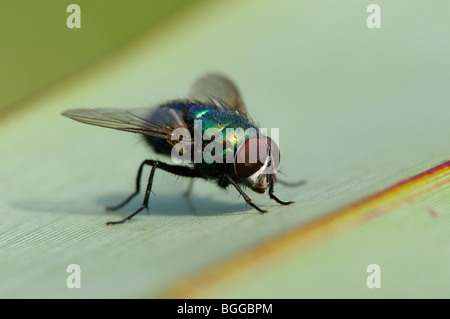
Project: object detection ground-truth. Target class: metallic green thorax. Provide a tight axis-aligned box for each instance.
[144,102,260,176]
[189,105,259,173]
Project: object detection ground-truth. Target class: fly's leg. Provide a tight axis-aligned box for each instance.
[106,162,157,225]
[106,160,202,225]
[183,179,196,213]
[226,175,268,214]
[268,175,295,206]
[106,160,149,211]
[277,179,306,187]
[183,179,195,198]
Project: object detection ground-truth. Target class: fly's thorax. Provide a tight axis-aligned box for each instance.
[191,126,253,174]
[159,103,279,185]
[188,105,258,166]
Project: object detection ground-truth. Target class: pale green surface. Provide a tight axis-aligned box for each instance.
[205,176,450,298]
[0,0,449,298]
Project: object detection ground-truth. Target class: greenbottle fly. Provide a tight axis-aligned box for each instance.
[62,74,297,225]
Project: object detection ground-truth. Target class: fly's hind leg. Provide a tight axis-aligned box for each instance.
[106,160,202,225]
[106,160,149,211]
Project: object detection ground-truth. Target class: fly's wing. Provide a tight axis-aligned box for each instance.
[188,74,248,116]
[61,107,185,140]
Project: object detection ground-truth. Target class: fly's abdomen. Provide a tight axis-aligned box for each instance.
[143,100,194,155]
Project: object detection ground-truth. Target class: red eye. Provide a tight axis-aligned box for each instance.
[234,137,268,178]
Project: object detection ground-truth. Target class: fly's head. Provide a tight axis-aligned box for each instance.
[234,136,280,193]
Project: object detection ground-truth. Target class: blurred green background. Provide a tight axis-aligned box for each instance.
[0,0,449,298]
[0,0,200,114]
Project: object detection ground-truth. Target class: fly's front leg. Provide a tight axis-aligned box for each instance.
[268,175,295,206]
[226,175,268,214]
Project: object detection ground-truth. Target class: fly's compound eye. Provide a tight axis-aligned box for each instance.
[234,137,268,178]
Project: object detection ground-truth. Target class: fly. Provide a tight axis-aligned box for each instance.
[62,74,300,225]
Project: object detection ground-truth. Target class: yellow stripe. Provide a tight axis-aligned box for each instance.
[160,160,450,298]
